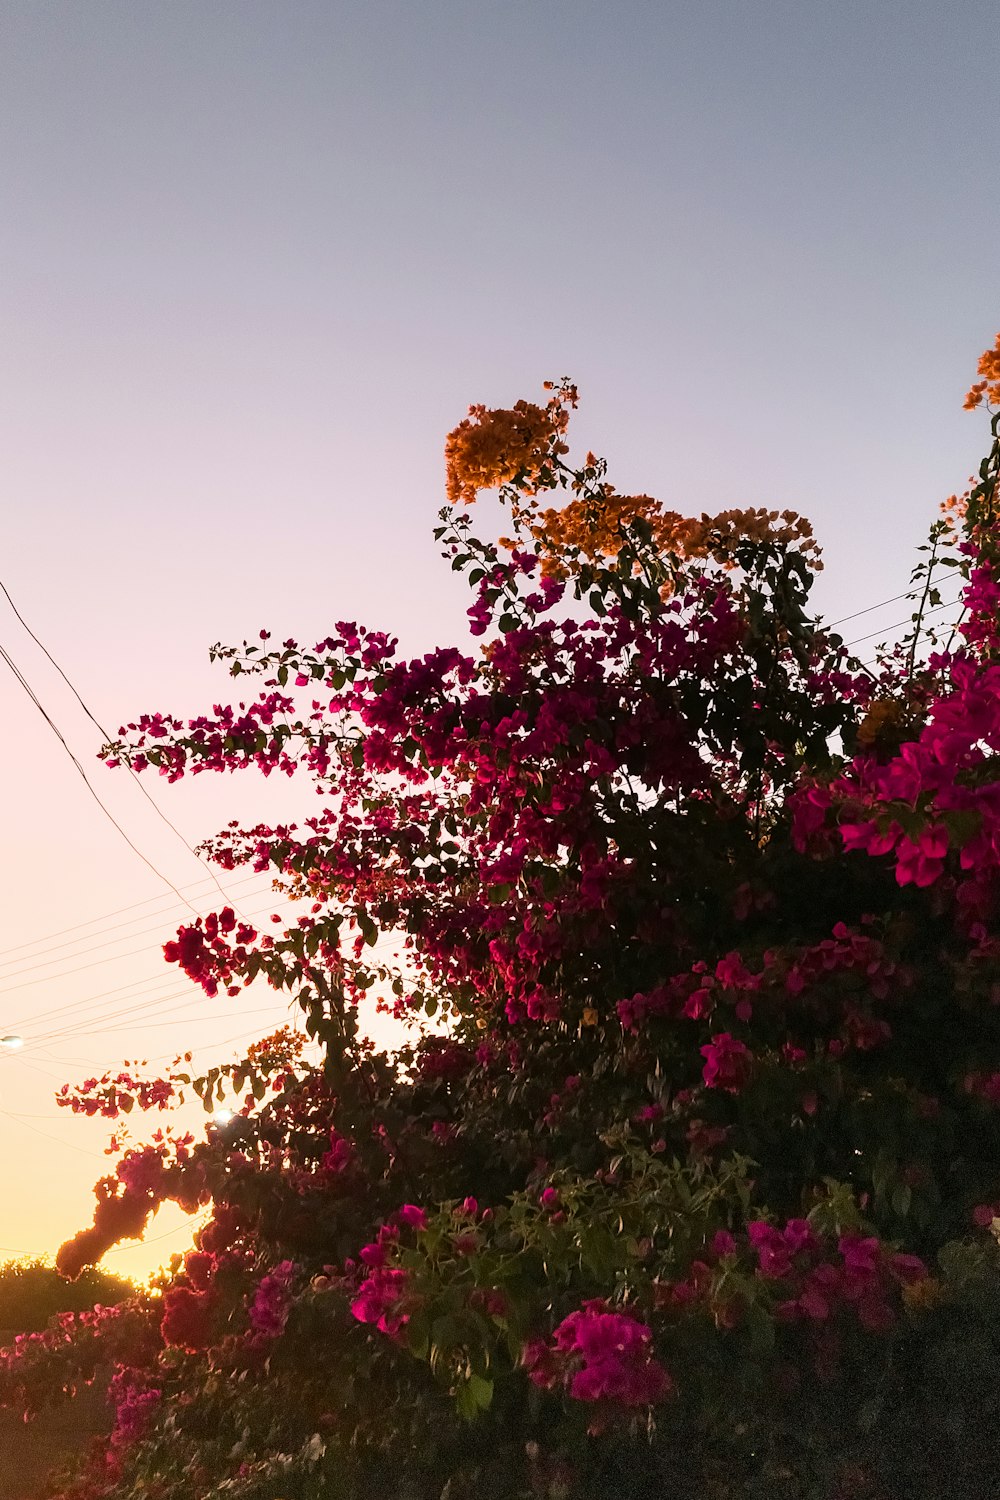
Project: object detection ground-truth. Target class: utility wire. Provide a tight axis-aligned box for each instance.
[1,967,206,1037]
[7,929,401,1055]
[842,597,959,651]
[0,893,293,999]
[0,869,268,965]
[826,589,919,630]
[0,928,404,1057]
[0,575,240,913]
[0,637,199,916]
[0,878,277,984]
[62,1002,297,1040]
[0,870,271,971]
[104,1212,212,1258]
[18,989,219,1052]
[0,915,399,1037]
[0,1105,106,1160]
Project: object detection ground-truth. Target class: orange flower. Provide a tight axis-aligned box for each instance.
[444,387,576,506]
[963,333,1000,410]
[511,495,822,585]
[448,382,822,587]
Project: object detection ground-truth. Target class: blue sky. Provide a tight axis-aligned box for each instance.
[0,0,997,1270]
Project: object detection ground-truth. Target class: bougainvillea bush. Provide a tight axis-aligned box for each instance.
[7,338,1000,1500]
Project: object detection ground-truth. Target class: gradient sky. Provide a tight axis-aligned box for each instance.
[0,0,998,1276]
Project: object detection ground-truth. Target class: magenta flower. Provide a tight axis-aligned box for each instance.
[895,825,949,887]
[249,1259,296,1339]
[350,1266,410,1337]
[711,1229,736,1257]
[700,1033,752,1093]
[397,1203,429,1231]
[547,1306,671,1408]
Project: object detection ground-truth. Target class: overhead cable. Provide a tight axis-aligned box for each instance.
[0,575,238,911]
[0,878,277,984]
[0,637,199,916]
[0,869,271,969]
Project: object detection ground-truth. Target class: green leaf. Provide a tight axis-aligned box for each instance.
[745,1301,775,1355]
[467,1372,493,1411]
[892,1182,912,1218]
[406,1309,431,1361]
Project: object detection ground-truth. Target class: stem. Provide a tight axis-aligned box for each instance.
[905,530,943,682]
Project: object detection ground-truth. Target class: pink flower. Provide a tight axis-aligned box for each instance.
[350,1266,410,1337]
[570,1355,670,1404]
[700,1033,752,1093]
[747,1222,792,1279]
[249,1259,296,1339]
[160,1287,215,1351]
[798,1284,830,1321]
[321,1129,355,1174]
[110,1383,161,1449]
[711,1229,736,1257]
[715,952,753,989]
[783,1219,816,1254]
[895,825,949,887]
[838,1234,880,1276]
[397,1203,429,1231]
[549,1306,672,1407]
[683,988,714,1020]
[790,782,832,851]
[888,1252,928,1284]
[633,1104,664,1125]
[522,1337,560,1389]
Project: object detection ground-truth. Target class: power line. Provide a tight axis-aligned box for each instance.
[0,870,272,971]
[0,637,199,916]
[0,894,292,1000]
[0,1105,107,1160]
[0,929,404,1063]
[1,967,205,1037]
[0,878,277,984]
[0,574,241,914]
[21,989,223,1052]
[826,588,918,630]
[104,1211,212,1258]
[61,1001,297,1040]
[0,918,402,1036]
[842,597,960,650]
[0,869,269,965]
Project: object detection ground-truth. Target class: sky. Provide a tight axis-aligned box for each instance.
[0,0,997,1277]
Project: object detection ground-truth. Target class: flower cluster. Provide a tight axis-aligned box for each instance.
[444,388,573,506]
[661,1220,929,1345]
[57,1067,180,1118]
[249,1259,297,1338]
[524,1302,671,1408]
[163,908,258,997]
[350,1266,411,1338]
[964,331,1000,409]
